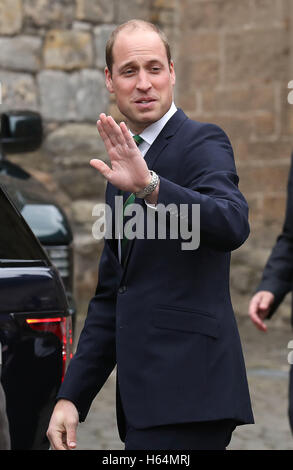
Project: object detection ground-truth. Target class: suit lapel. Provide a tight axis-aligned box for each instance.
[106,109,188,272]
[121,109,188,273]
[106,108,187,207]
[144,108,188,170]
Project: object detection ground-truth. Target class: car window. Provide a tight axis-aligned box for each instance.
[0,186,47,261]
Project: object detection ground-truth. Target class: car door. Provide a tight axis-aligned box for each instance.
[0,185,73,450]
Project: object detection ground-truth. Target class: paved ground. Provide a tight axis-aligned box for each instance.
[73,309,293,450]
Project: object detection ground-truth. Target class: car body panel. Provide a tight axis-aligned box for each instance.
[0,184,72,449]
[0,266,68,320]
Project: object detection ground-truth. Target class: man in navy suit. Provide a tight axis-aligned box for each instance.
[47,19,254,450]
[249,154,293,435]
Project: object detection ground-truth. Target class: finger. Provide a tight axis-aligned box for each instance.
[248,295,260,317]
[248,296,267,332]
[248,302,266,330]
[66,422,77,450]
[107,117,129,149]
[120,122,137,148]
[47,427,68,450]
[249,309,267,331]
[97,119,114,153]
[90,159,113,182]
[99,117,125,152]
[100,114,121,147]
[251,313,267,332]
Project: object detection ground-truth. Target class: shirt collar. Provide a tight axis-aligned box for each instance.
[129,102,177,146]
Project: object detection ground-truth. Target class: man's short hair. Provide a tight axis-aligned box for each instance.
[105,19,172,75]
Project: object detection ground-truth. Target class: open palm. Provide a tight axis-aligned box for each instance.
[90,113,151,193]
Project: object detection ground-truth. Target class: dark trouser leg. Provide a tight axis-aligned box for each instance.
[124,419,237,451]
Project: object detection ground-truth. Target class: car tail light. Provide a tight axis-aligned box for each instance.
[26,316,73,381]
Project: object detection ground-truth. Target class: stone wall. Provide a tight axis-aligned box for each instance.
[0,0,292,322]
[0,0,176,302]
[177,0,292,241]
[175,0,293,322]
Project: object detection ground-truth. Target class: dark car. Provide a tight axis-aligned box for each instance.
[0,111,75,449]
[0,184,73,450]
[0,110,76,326]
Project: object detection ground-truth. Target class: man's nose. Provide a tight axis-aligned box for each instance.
[136,71,151,91]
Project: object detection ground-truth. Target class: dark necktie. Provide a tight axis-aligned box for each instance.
[133,134,144,146]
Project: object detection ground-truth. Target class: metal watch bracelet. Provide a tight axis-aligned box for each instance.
[135,170,159,198]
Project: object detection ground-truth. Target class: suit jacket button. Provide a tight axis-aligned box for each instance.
[118,286,127,294]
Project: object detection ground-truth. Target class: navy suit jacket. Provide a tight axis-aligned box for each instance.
[257,154,293,325]
[58,109,254,439]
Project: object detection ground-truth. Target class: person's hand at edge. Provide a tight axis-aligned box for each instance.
[248,290,275,332]
[46,399,79,450]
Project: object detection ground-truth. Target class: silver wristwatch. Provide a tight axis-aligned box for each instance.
[135,170,159,198]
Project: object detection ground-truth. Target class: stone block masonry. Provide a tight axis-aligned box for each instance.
[0,0,292,316]
[0,0,157,299]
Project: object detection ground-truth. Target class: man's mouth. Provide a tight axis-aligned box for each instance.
[134,98,156,104]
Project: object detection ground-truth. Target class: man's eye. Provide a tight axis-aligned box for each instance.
[124,69,135,75]
[151,67,160,73]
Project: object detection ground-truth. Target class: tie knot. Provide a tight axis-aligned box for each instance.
[133,134,144,146]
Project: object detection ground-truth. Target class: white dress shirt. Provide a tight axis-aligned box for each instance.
[129,102,177,158]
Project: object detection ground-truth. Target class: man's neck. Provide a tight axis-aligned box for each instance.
[140,102,177,145]
[128,102,177,136]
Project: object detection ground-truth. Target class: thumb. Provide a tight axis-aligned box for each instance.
[66,422,77,449]
[90,159,112,181]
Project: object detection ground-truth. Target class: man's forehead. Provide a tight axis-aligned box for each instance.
[113,29,165,54]
[116,26,159,40]
[112,29,167,66]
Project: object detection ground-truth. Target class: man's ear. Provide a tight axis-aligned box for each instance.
[170,61,176,86]
[105,67,114,93]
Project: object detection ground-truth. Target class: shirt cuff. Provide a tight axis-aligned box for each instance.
[144,200,157,210]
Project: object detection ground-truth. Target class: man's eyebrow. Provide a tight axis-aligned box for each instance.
[118,61,137,72]
[118,59,164,72]
[147,59,164,67]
